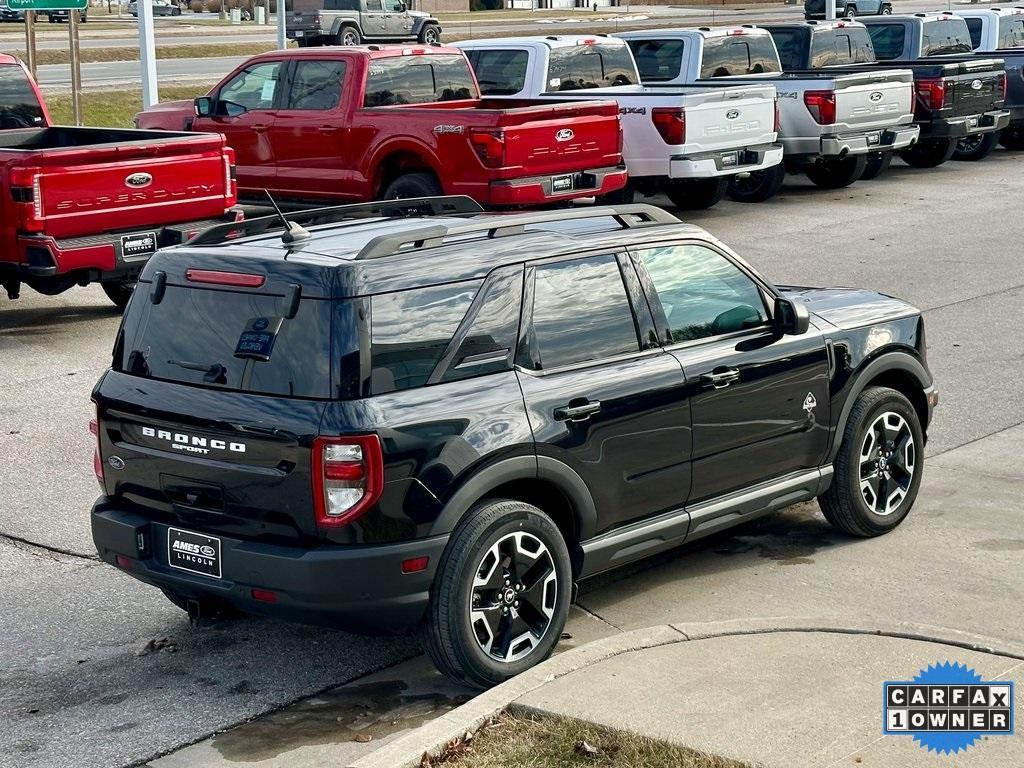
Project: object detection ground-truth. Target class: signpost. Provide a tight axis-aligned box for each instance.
[137,0,158,108]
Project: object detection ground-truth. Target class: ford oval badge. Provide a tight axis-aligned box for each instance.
[869,91,883,102]
[555,128,575,142]
[726,109,740,120]
[108,456,125,470]
[971,79,983,91]
[125,172,153,189]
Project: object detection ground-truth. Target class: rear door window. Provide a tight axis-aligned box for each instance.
[288,60,346,110]
[363,54,476,106]
[544,43,637,91]
[464,49,529,95]
[627,39,686,82]
[867,23,907,59]
[0,64,46,129]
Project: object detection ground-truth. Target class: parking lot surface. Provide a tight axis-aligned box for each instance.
[1,151,1022,767]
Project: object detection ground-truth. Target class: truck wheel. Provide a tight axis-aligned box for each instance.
[382,172,443,199]
[899,137,956,168]
[953,131,1000,162]
[880,4,892,14]
[663,177,728,210]
[101,279,136,311]
[726,164,785,203]
[999,126,1024,150]
[843,6,857,18]
[804,154,867,188]
[818,386,924,538]
[418,24,441,44]
[422,499,572,689]
[860,151,892,181]
[337,26,360,46]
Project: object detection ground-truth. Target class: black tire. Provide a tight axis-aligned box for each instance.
[999,126,1024,150]
[382,171,443,199]
[819,386,924,538]
[726,164,785,203]
[663,177,728,210]
[843,6,857,18]
[860,151,892,181]
[597,182,636,205]
[900,137,956,168]
[880,4,892,14]
[418,24,441,45]
[337,25,360,46]
[101,279,136,311]
[953,131,1000,162]
[804,154,867,189]
[422,499,572,689]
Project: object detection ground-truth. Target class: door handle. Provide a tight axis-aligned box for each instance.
[700,368,741,389]
[318,126,338,134]
[554,401,601,422]
[252,124,270,134]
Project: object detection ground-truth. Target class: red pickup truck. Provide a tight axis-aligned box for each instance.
[136,46,627,207]
[0,55,239,309]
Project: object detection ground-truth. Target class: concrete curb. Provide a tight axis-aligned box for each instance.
[349,617,1024,768]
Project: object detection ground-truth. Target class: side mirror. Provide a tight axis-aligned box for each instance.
[194,97,214,118]
[774,297,810,336]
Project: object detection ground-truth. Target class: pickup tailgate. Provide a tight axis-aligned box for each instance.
[830,72,914,132]
[18,127,232,239]
[944,60,1007,116]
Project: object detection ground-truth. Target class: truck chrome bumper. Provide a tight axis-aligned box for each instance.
[668,143,784,179]
[818,124,920,157]
[486,165,628,206]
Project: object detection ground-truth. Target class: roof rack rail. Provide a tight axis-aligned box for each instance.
[186,196,483,247]
[355,204,679,261]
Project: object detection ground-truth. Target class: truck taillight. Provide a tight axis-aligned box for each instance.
[90,407,103,488]
[999,72,1007,101]
[914,78,947,111]
[803,90,836,125]
[773,98,781,133]
[652,107,686,146]
[9,167,43,232]
[470,129,507,168]
[312,435,384,529]
[223,147,238,207]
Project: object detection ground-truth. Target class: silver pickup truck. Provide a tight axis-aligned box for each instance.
[454,35,784,209]
[287,0,441,47]
[615,26,918,200]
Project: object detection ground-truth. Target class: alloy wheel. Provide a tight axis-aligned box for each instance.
[469,531,557,663]
[859,411,915,516]
[957,135,984,154]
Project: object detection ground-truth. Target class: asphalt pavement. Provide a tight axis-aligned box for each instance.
[1,150,1022,767]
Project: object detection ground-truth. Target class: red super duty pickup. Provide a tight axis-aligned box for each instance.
[0,55,239,309]
[136,45,627,207]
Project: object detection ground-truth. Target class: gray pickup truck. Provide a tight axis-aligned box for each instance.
[287,0,441,47]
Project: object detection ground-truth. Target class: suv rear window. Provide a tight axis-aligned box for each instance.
[700,34,780,78]
[627,39,685,82]
[364,55,476,106]
[545,43,637,91]
[0,64,46,129]
[464,49,529,95]
[116,284,333,399]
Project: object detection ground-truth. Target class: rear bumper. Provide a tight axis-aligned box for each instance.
[484,165,628,206]
[91,502,447,634]
[668,143,784,179]
[819,124,920,156]
[921,110,1011,139]
[286,27,322,39]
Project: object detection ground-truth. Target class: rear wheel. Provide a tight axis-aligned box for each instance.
[880,4,892,14]
[860,151,892,181]
[423,499,572,688]
[338,25,360,46]
[953,131,1000,162]
[101,278,136,311]
[663,177,728,210]
[998,125,1024,150]
[844,6,857,18]
[726,164,785,203]
[900,137,956,168]
[382,171,443,199]
[804,154,867,188]
[418,24,441,44]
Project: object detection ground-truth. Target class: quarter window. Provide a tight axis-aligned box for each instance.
[219,61,282,112]
[289,60,346,110]
[637,244,768,343]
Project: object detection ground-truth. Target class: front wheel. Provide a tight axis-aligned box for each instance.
[953,131,1000,162]
[423,499,572,688]
[819,386,924,538]
[663,177,728,210]
[805,154,867,188]
[418,24,441,45]
[860,151,892,181]
[726,164,785,203]
[900,137,956,168]
[101,278,136,311]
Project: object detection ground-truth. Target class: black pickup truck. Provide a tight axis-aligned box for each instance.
[765,19,1009,170]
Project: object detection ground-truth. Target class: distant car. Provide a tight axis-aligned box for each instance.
[48,7,88,22]
[129,0,182,16]
[0,3,25,22]
[804,0,892,20]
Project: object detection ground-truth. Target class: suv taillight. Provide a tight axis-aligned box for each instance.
[651,107,686,146]
[469,129,507,168]
[914,77,947,111]
[312,435,383,528]
[803,90,836,125]
[9,166,43,232]
[90,407,103,488]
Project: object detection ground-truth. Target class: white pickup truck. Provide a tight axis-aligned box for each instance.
[954,7,1024,52]
[614,26,918,200]
[452,35,784,209]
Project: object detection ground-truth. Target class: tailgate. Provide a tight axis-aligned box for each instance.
[288,11,320,30]
[670,85,777,155]
[833,74,914,132]
[947,64,1006,116]
[32,133,231,239]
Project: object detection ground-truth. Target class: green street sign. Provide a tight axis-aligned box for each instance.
[6,0,88,9]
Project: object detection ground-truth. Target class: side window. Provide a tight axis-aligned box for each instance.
[527,255,639,370]
[440,267,523,383]
[637,244,768,343]
[366,0,382,10]
[370,281,479,394]
[219,61,282,112]
[289,60,346,111]
[388,0,404,10]
[466,49,529,96]
[964,17,983,49]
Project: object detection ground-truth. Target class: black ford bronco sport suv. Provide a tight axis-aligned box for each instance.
[91,197,937,687]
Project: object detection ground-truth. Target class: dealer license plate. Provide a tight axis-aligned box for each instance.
[551,174,574,193]
[120,231,157,260]
[167,527,222,579]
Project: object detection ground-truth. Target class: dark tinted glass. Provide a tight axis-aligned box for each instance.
[638,245,767,343]
[364,55,476,106]
[117,285,333,398]
[441,267,523,383]
[530,255,639,369]
[999,16,1024,48]
[0,65,45,129]
[627,39,686,82]
[465,49,529,95]
[289,60,346,110]
[325,0,359,9]
[370,281,479,394]
[964,17,983,49]
[545,43,637,91]
[768,28,805,70]
[701,35,780,78]
[848,27,877,63]
[867,23,906,60]
[921,19,973,55]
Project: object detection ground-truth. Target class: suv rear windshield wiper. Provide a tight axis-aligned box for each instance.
[167,359,228,385]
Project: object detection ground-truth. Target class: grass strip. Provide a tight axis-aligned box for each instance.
[34,41,281,66]
[46,83,214,127]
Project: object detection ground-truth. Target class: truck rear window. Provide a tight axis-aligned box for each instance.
[807,29,876,67]
[700,35,780,78]
[627,39,685,82]
[0,64,45,129]
[964,18,983,49]
[866,23,906,60]
[116,284,334,399]
[545,43,638,91]
[464,49,529,95]
[364,55,476,106]
[766,28,805,70]
[1000,16,1024,48]
[921,19,973,56]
